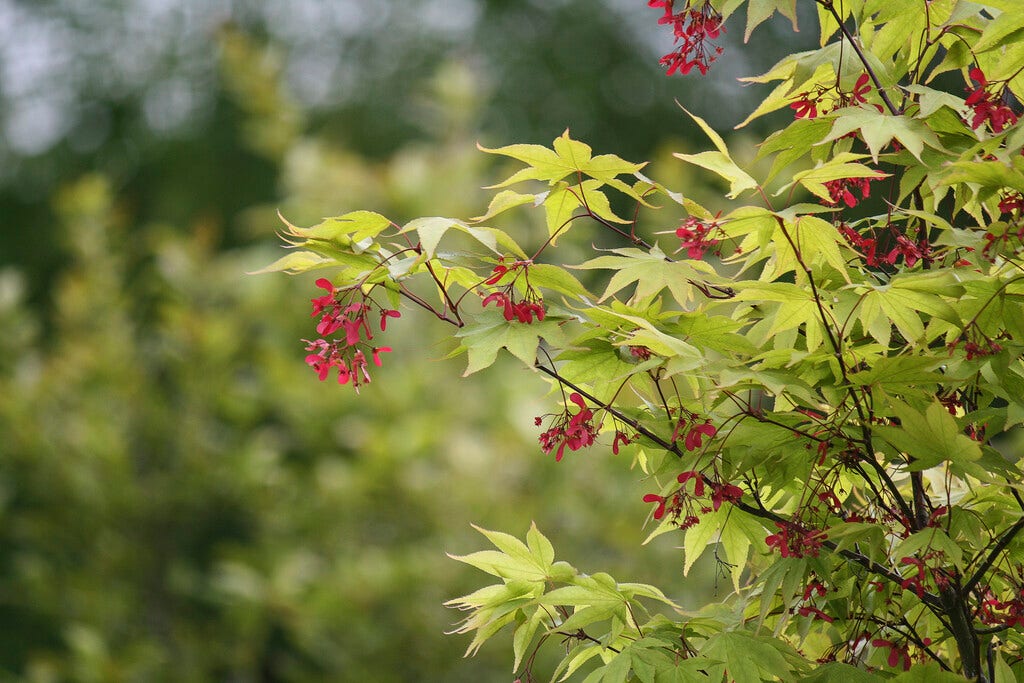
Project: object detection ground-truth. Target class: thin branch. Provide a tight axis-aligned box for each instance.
[860,453,918,529]
[546,341,919,601]
[423,259,463,324]
[534,361,686,458]
[771,215,916,525]
[1009,482,1024,511]
[771,215,844,364]
[733,499,943,609]
[897,616,952,670]
[964,517,1024,594]
[554,630,621,653]
[818,0,900,116]
[397,286,463,327]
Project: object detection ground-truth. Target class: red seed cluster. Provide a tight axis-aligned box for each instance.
[823,177,873,208]
[647,1,724,76]
[642,467,741,529]
[965,68,1018,133]
[674,216,721,259]
[536,392,598,462]
[304,278,398,392]
[481,260,546,323]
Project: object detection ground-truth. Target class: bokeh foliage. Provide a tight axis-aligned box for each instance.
[0,170,723,682]
[0,0,812,307]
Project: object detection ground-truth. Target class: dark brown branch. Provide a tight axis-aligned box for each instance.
[534,361,686,459]
[733,499,943,610]
[397,286,463,327]
[964,518,1024,594]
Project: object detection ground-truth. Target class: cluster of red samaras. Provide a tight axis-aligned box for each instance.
[966,68,1018,133]
[789,68,1018,134]
[982,191,1024,258]
[535,391,639,461]
[304,278,399,391]
[642,467,741,530]
[837,222,931,268]
[790,72,873,120]
[647,0,724,76]
[674,216,721,259]
[536,392,599,462]
[824,176,873,209]
[639,417,731,529]
[481,260,546,324]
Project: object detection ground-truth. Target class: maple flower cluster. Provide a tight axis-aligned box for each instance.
[871,638,913,671]
[535,392,598,462]
[647,0,724,76]
[897,553,954,599]
[979,585,1024,630]
[948,334,1003,361]
[481,259,545,323]
[670,411,717,451]
[982,191,1024,258]
[764,520,825,558]
[883,235,930,268]
[824,176,873,208]
[837,223,879,266]
[965,68,1018,133]
[674,215,721,259]
[790,72,872,120]
[1000,191,1024,215]
[837,223,931,268]
[796,578,833,623]
[303,278,399,392]
[642,469,742,529]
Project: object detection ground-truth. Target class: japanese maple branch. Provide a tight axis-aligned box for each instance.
[849,461,905,522]
[757,516,932,607]
[772,216,844,363]
[397,286,463,327]
[963,517,1024,595]
[552,604,623,653]
[897,616,952,670]
[771,216,915,523]
[720,389,829,443]
[423,258,463,324]
[734,499,943,609]
[534,361,686,459]
[1009,483,1024,511]
[860,448,918,531]
[537,359,939,609]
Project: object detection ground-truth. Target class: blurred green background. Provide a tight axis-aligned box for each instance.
[0,2,811,680]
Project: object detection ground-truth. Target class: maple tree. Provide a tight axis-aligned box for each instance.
[262,1,1024,680]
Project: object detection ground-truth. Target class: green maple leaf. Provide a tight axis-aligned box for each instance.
[875,399,982,470]
[824,107,946,162]
[744,0,798,41]
[480,129,645,188]
[701,631,807,682]
[250,250,336,274]
[574,246,724,305]
[455,315,566,375]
